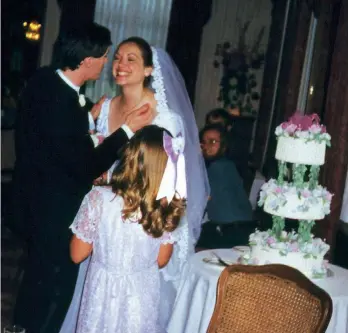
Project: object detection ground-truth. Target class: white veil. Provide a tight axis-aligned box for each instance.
[151,48,210,327]
[151,48,210,242]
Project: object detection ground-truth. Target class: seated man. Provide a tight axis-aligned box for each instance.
[197,124,255,249]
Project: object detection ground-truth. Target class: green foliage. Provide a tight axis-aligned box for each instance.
[213,21,265,116]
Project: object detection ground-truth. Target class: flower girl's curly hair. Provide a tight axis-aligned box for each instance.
[111,125,186,238]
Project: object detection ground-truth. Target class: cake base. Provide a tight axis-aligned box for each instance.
[239,230,329,279]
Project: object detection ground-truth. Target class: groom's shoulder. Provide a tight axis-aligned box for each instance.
[27,66,57,88]
[27,66,57,90]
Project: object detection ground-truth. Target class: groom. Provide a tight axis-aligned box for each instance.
[12,23,153,333]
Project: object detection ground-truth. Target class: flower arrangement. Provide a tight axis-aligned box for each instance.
[213,21,265,116]
[275,112,331,146]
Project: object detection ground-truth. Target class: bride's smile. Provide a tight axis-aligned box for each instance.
[113,42,152,86]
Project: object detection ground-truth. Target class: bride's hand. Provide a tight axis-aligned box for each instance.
[90,95,107,120]
[125,103,154,132]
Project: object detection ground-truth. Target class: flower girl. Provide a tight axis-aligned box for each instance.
[69,125,187,333]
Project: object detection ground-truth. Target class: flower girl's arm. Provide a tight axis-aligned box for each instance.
[157,243,173,268]
[70,235,93,264]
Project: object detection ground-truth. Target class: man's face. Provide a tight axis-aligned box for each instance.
[201,129,223,160]
[86,48,109,80]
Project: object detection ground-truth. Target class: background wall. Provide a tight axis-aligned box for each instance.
[194,0,272,128]
[85,0,173,102]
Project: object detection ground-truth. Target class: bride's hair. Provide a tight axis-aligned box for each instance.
[111,125,186,238]
[115,36,153,87]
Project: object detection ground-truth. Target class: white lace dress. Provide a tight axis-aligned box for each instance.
[71,186,173,333]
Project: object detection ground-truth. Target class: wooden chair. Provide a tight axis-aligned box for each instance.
[207,264,333,333]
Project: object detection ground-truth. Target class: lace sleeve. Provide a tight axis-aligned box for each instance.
[161,231,177,245]
[70,188,103,243]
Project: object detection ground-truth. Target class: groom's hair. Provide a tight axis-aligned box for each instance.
[54,23,112,70]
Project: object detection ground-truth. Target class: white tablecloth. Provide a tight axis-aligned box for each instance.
[167,249,348,333]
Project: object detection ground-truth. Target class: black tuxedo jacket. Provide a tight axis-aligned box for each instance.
[12,67,128,259]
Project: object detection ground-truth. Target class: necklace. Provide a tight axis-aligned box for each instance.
[119,91,148,116]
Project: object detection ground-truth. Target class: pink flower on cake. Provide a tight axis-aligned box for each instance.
[288,112,320,131]
[252,258,259,265]
[267,237,276,245]
[275,187,283,194]
[301,189,311,198]
[308,124,322,134]
[284,123,297,135]
[325,192,333,201]
[281,122,290,130]
[289,242,299,252]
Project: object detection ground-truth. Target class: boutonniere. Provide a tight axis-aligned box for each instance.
[90,132,105,147]
[79,94,86,107]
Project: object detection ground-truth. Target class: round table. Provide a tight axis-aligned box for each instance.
[167,248,348,333]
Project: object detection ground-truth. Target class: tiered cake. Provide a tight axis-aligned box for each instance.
[240,113,332,278]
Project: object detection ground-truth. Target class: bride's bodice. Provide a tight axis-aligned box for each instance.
[96,98,184,138]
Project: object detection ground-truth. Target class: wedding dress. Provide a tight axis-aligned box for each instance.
[60,48,209,332]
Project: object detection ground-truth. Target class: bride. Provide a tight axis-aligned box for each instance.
[60,37,209,331]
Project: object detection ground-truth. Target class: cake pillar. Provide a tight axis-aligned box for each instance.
[271,216,285,239]
[298,220,315,242]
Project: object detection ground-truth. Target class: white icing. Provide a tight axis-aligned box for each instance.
[258,179,332,220]
[239,230,329,278]
[263,192,326,220]
[275,136,326,165]
[248,245,326,278]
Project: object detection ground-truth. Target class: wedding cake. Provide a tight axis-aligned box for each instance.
[240,113,332,278]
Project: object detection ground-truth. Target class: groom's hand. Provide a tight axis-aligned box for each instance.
[125,104,154,132]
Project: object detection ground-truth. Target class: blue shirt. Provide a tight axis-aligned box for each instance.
[206,158,253,223]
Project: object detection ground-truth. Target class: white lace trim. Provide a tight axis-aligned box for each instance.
[151,47,191,282]
[70,224,94,244]
[160,217,191,282]
[151,47,170,114]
